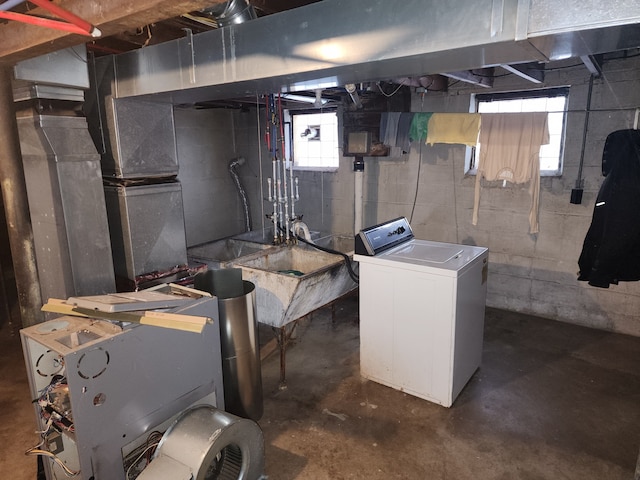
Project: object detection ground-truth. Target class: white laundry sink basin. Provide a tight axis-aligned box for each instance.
[232,246,357,327]
[187,238,272,268]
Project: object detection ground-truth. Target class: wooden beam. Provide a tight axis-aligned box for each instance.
[0,0,226,65]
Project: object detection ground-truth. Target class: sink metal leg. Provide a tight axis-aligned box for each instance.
[273,321,298,390]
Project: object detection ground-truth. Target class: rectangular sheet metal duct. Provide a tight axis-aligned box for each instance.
[108,0,640,104]
[17,114,116,301]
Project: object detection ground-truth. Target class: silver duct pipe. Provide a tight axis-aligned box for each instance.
[204,0,256,28]
[229,157,252,232]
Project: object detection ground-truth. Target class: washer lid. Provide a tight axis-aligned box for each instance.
[389,243,464,264]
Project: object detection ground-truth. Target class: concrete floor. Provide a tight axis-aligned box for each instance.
[2,295,640,479]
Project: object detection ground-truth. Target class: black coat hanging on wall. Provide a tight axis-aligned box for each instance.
[578,129,640,288]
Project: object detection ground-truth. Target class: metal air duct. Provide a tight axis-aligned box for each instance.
[13,46,116,302]
[106,0,640,104]
[204,0,256,27]
[16,113,117,301]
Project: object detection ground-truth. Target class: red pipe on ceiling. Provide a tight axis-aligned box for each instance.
[0,0,101,37]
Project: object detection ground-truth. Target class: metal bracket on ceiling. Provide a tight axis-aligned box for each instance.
[0,0,101,37]
[442,68,495,88]
[580,55,603,77]
[182,28,196,84]
[500,62,544,83]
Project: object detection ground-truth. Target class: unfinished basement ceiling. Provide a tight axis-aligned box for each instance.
[0,0,321,63]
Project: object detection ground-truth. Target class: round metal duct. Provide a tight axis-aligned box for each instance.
[204,0,257,27]
[136,405,265,480]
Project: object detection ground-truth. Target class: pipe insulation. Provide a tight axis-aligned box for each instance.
[229,157,252,232]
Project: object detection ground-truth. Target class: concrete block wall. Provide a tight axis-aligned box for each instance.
[175,107,261,246]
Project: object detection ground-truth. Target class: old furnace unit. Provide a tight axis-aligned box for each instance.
[21,294,225,479]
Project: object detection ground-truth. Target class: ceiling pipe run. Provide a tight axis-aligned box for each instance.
[0,0,101,37]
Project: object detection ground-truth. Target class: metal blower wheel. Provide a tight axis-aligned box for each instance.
[205,443,243,480]
[136,405,264,480]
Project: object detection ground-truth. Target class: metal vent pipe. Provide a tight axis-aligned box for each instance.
[204,0,256,27]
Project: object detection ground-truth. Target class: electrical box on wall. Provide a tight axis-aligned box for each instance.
[347,131,371,155]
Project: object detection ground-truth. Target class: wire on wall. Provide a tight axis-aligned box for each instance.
[377,80,407,98]
[409,92,425,224]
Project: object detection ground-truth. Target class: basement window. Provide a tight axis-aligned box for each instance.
[466,87,568,176]
[290,111,340,170]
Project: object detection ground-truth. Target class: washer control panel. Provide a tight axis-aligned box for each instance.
[355,217,414,256]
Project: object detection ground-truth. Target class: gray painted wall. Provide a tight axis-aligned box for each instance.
[176,107,262,246]
[175,55,640,336]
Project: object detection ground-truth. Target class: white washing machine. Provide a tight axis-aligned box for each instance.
[354,217,488,407]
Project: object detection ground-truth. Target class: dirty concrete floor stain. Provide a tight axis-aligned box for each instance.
[258,298,640,480]
[2,296,640,479]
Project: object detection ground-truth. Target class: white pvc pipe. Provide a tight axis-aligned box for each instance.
[354,170,364,234]
[289,162,296,219]
[272,159,278,243]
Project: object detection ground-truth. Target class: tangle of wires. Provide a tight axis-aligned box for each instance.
[124,430,163,480]
[35,375,74,435]
[25,376,80,477]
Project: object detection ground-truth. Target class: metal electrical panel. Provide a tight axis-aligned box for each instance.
[21,296,224,480]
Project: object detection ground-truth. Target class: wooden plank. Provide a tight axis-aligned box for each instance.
[42,298,211,333]
[0,0,225,65]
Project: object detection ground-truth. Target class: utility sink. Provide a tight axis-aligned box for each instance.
[187,238,271,268]
[311,235,355,256]
[233,246,357,327]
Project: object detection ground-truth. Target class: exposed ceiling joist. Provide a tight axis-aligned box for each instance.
[442,68,495,88]
[500,62,544,83]
[580,54,604,77]
[0,0,225,65]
